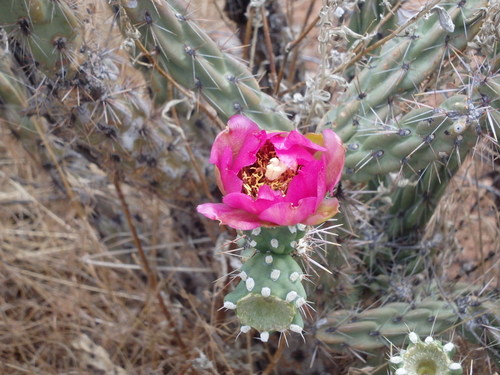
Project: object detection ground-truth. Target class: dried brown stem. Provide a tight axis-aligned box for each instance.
[113,174,190,355]
[275,14,320,94]
[243,7,254,62]
[262,336,286,375]
[261,6,278,92]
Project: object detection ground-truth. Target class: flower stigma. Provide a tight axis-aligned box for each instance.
[239,141,299,197]
[265,157,287,181]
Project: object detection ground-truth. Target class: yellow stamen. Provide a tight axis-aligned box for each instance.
[239,141,299,198]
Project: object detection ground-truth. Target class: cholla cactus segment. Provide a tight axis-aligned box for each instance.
[343,96,479,183]
[320,0,488,142]
[0,40,61,164]
[316,300,459,352]
[112,0,293,131]
[385,153,464,238]
[0,1,209,198]
[224,252,306,333]
[244,225,308,255]
[389,333,463,375]
[347,0,398,47]
[317,295,500,359]
[0,0,80,73]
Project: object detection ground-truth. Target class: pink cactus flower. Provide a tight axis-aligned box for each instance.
[197,115,345,230]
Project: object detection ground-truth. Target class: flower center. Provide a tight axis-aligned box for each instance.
[265,157,288,181]
[416,360,437,375]
[239,141,299,198]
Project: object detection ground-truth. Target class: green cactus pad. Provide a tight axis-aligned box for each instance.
[225,252,307,334]
[316,295,500,358]
[321,0,488,141]
[236,294,296,332]
[244,225,308,255]
[342,95,479,183]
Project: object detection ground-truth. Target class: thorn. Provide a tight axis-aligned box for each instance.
[297,224,306,231]
[389,356,403,364]
[443,342,455,353]
[223,301,236,310]
[270,269,281,281]
[295,297,306,307]
[246,277,255,291]
[408,332,419,344]
[289,324,302,334]
[286,291,298,302]
[260,331,269,342]
[261,287,271,297]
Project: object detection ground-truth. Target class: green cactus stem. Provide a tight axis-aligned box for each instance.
[112,0,294,131]
[316,299,458,351]
[244,225,309,255]
[320,0,488,143]
[0,33,60,167]
[224,251,308,340]
[347,0,399,49]
[0,1,213,198]
[316,296,499,355]
[0,0,81,74]
[342,95,479,183]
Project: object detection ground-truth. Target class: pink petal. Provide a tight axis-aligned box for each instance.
[210,115,266,170]
[322,129,345,191]
[258,197,318,226]
[223,192,276,214]
[270,130,326,153]
[197,203,267,230]
[270,131,326,167]
[307,130,345,192]
[284,160,325,207]
[214,149,242,194]
[302,197,340,225]
[257,184,284,201]
[210,115,267,194]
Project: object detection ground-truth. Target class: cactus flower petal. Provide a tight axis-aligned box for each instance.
[197,202,268,230]
[198,115,345,229]
[302,197,340,225]
[306,129,345,192]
